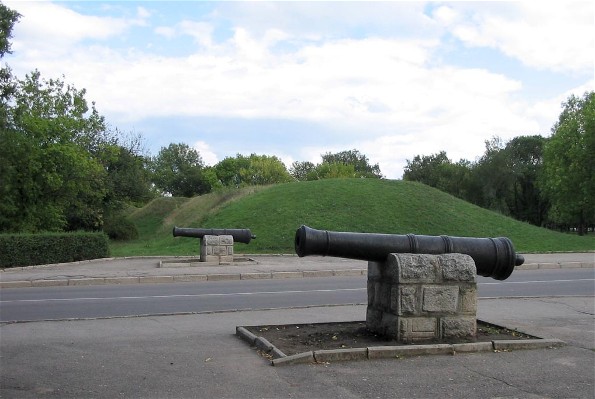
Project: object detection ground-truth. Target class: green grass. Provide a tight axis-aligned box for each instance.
[110,179,594,256]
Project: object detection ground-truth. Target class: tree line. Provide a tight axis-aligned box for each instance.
[1,2,592,237]
[403,91,594,235]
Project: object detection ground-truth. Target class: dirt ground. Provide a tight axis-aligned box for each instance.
[245,320,535,356]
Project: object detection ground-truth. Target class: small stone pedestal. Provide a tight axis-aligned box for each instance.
[366,253,477,343]
[200,235,234,264]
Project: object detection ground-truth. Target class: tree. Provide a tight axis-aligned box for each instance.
[289,161,316,181]
[150,143,214,197]
[403,151,472,198]
[214,154,292,187]
[0,71,110,232]
[504,135,548,226]
[0,2,19,129]
[541,92,595,235]
[321,149,383,178]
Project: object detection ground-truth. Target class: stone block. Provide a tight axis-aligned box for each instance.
[139,276,174,284]
[367,281,376,306]
[207,274,240,281]
[302,270,333,278]
[452,342,493,353]
[374,282,390,310]
[104,277,141,285]
[380,313,398,337]
[399,317,437,341]
[240,272,271,280]
[32,279,69,287]
[369,344,453,358]
[236,326,257,345]
[204,235,220,245]
[272,351,314,366]
[314,348,368,363]
[422,286,458,313]
[459,287,477,313]
[1,280,32,288]
[538,263,559,269]
[388,254,437,283]
[441,254,476,282]
[440,317,476,339]
[367,261,383,280]
[173,275,207,282]
[366,308,383,330]
[69,278,105,286]
[219,235,233,245]
[492,338,565,351]
[272,271,303,279]
[397,286,417,315]
[334,269,365,277]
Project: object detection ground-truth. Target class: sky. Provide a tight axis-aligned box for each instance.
[3,1,594,179]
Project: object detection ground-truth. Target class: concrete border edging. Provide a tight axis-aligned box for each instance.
[0,268,368,289]
[236,323,567,367]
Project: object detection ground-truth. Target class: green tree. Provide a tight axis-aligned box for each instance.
[315,162,357,179]
[541,92,595,235]
[504,135,548,226]
[0,71,110,232]
[0,2,19,129]
[214,154,291,187]
[150,143,213,197]
[289,161,316,181]
[321,149,382,178]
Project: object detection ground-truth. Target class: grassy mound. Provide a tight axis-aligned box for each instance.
[110,179,594,256]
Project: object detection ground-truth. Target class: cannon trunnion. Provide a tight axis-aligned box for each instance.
[172,227,256,244]
[294,225,524,280]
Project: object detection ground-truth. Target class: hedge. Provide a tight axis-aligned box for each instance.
[0,232,110,268]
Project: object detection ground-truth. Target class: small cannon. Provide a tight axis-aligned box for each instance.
[294,225,524,280]
[172,226,256,244]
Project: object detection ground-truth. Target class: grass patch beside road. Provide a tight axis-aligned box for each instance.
[110,179,594,257]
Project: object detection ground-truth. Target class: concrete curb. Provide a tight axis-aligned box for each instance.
[1,260,592,289]
[0,268,367,289]
[236,323,567,367]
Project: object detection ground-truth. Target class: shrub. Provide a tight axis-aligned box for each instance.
[103,215,139,241]
[0,232,110,268]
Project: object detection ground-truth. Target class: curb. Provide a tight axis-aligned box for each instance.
[1,261,592,289]
[0,268,368,289]
[235,325,567,367]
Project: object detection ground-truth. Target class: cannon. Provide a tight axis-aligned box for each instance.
[172,226,256,244]
[294,225,524,280]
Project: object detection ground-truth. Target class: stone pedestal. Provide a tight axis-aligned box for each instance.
[200,235,234,264]
[366,253,477,343]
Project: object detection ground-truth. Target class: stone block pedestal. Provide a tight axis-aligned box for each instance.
[367,253,477,342]
[200,235,234,264]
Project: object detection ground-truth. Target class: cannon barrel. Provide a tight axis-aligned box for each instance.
[294,225,524,280]
[172,226,256,244]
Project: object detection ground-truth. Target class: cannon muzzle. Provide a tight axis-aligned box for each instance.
[295,225,524,280]
[173,226,256,244]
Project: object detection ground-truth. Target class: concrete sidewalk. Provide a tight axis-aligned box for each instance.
[1,297,593,398]
[1,253,594,288]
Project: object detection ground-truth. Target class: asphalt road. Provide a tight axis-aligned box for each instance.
[1,268,593,322]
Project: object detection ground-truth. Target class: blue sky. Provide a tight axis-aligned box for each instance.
[3,1,593,178]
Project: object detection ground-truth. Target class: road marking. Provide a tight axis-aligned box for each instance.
[0,288,367,304]
[478,278,595,285]
[1,279,593,304]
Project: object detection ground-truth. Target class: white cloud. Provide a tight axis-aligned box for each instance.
[440,2,594,73]
[3,1,592,179]
[193,141,218,166]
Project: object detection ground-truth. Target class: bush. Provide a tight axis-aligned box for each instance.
[0,232,110,268]
[103,215,139,241]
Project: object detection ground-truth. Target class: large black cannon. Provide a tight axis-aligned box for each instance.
[294,225,524,280]
[173,226,256,244]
